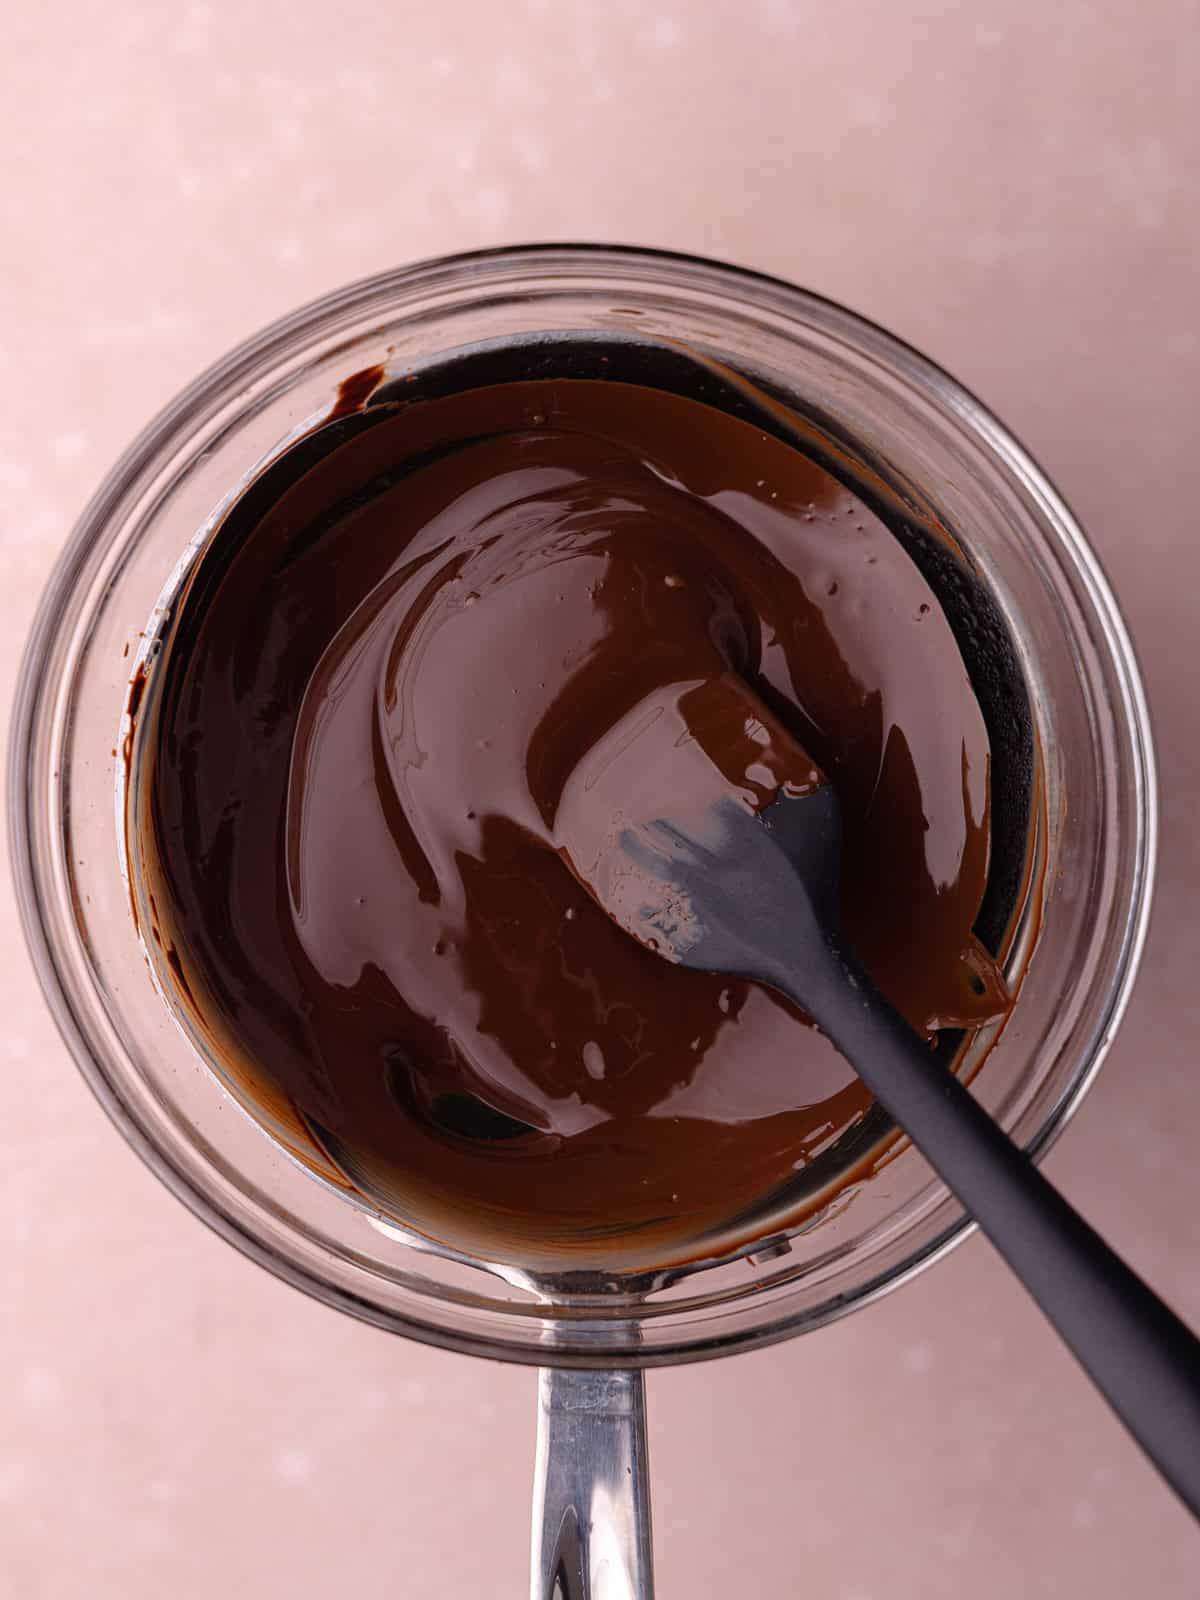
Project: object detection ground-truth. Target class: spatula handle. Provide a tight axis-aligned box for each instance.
[771,945,1200,1520]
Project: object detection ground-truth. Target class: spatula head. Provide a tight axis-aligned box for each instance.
[554,673,844,979]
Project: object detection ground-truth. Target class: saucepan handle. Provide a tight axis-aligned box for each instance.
[531,1367,654,1599]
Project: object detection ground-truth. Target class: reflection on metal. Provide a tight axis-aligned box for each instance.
[532,1368,653,1600]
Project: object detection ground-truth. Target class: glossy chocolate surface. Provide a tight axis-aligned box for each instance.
[139,370,1015,1266]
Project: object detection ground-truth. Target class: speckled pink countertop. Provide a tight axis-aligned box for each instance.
[3,3,1198,1594]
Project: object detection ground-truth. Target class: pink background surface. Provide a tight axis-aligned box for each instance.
[3,2,1198,1594]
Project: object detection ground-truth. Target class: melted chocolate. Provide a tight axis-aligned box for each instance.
[137,371,1017,1269]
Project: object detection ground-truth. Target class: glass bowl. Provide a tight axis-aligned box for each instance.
[9,245,1155,1369]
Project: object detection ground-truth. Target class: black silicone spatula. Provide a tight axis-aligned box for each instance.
[556,673,1200,1519]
